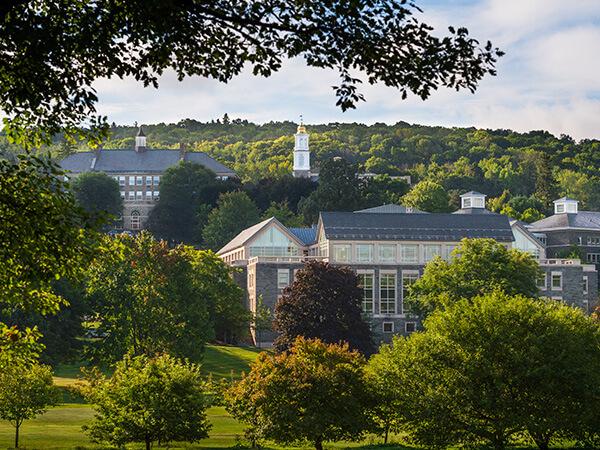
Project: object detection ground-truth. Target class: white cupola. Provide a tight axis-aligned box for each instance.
[553,197,578,214]
[134,125,147,152]
[293,118,310,178]
[460,191,486,209]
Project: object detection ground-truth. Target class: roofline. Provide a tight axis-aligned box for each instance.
[511,221,545,251]
[530,226,600,232]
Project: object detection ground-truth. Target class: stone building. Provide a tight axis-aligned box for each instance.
[219,191,598,347]
[61,127,236,230]
[529,197,600,278]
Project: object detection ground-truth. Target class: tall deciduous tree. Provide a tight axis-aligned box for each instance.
[0,154,100,365]
[273,261,374,355]
[0,1,501,146]
[81,354,210,450]
[86,232,242,362]
[226,337,372,450]
[299,158,365,224]
[372,292,600,450]
[0,363,60,448]
[408,238,541,315]
[71,171,123,223]
[202,191,260,251]
[402,180,451,212]
[147,161,239,245]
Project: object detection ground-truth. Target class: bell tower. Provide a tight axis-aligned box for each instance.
[134,125,147,152]
[293,116,310,178]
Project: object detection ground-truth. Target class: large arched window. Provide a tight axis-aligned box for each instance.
[130,211,141,230]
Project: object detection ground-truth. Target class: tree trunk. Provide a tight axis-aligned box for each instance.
[14,422,19,449]
[533,434,550,450]
[384,425,389,444]
[314,437,323,450]
[145,435,151,450]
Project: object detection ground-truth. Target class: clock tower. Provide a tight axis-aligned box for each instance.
[293,119,310,178]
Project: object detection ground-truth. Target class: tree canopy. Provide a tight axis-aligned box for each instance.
[1,1,501,145]
[273,261,374,355]
[226,337,372,450]
[71,171,123,223]
[85,232,244,362]
[371,292,600,450]
[408,238,541,315]
[81,354,210,450]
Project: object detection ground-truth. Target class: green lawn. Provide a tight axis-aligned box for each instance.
[0,346,569,449]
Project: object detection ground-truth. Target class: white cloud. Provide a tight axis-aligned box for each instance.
[93,1,600,140]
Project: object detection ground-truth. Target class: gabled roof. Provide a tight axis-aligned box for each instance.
[510,219,546,250]
[218,217,274,255]
[530,212,600,230]
[461,190,486,197]
[319,211,514,242]
[553,196,578,203]
[61,150,236,175]
[289,227,317,245]
[354,204,425,214]
[217,217,307,255]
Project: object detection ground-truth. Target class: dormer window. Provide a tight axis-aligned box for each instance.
[460,191,486,209]
[553,197,578,214]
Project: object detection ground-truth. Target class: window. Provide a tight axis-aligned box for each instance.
[357,272,374,314]
[130,211,140,230]
[583,276,589,295]
[380,272,397,314]
[136,191,143,200]
[382,322,394,333]
[248,226,300,257]
[145,191,152,200]
[128,176,135,186]
[400,244,418,263]
[578,236,583,245]
[556,204,565,213]
[588,237,600,246]
[153,176,160,185]
[118,176,126,186]
[277,269,290,290]
[587,253,600,264]
[402,271,419,314]
[356,244,373,263]
[463,197,472,208]
[405,322,416,333]
[128,191,135,200]
[473,197,485,208]
[551,272,563,291]
[136,176,143,186]
[424,245,442,262]
[145,176,152,186]
[333,244,351,263]
[153,191,160,200]
[379,245,396,262]
[536,273,547,289]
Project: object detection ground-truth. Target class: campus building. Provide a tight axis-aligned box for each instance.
[61,127,236,230]
[219,191,599,346]
[529,197,600,276]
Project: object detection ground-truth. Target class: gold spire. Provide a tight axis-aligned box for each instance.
[297,114,306,133]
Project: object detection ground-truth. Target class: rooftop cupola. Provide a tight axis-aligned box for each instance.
[460,191,486,209]
[554,197,578,214]
[134,125,147,152]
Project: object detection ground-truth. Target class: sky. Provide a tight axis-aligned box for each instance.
[94,0,600,140]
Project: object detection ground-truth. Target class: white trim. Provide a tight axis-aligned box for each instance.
[550,271,563,291]
[382,322,394,333]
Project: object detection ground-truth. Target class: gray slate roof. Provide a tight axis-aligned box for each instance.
[530,212,600,230]
[61,150,235,176]
[354,204,425,214]
[320,211,514,242]
[289,227,317,245]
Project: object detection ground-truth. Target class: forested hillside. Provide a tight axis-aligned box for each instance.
[102,117,600,208]
[2,115,598,214]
